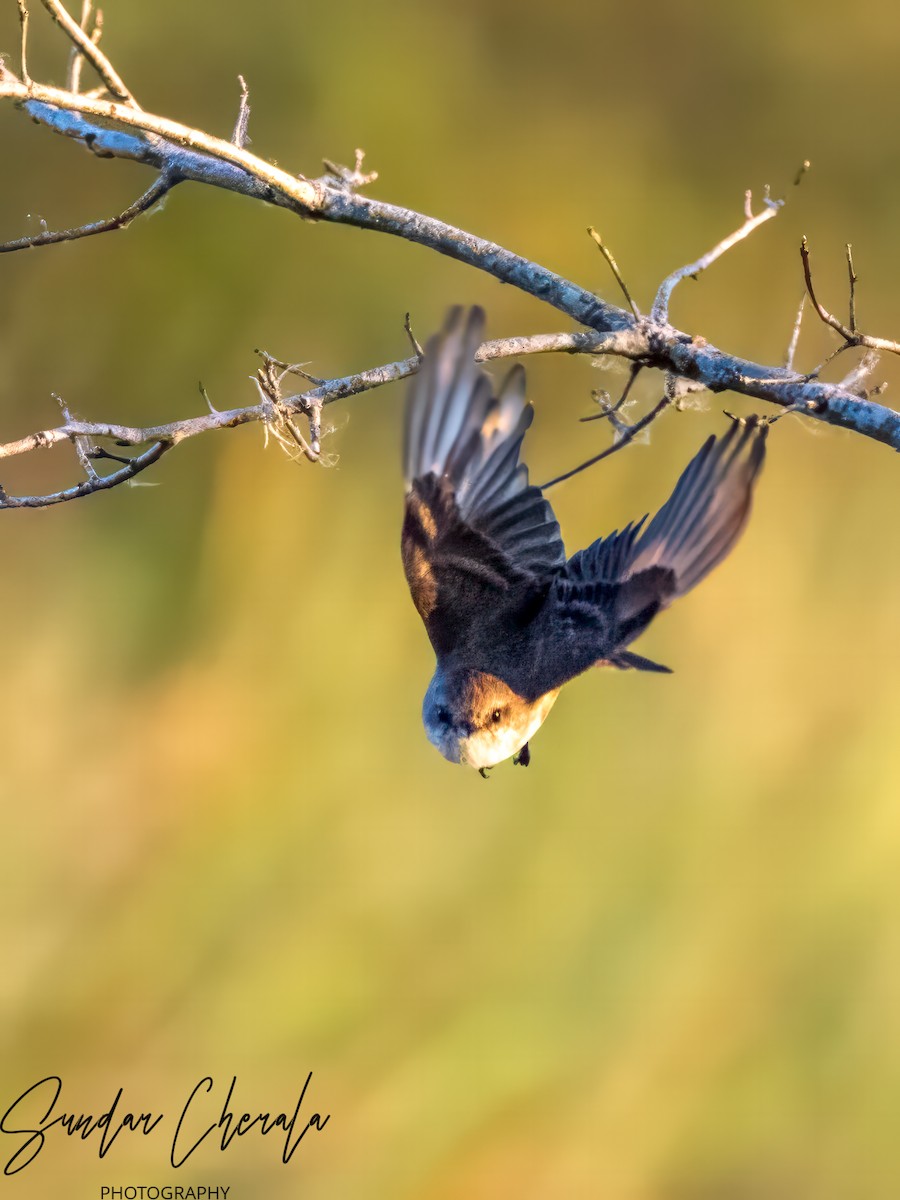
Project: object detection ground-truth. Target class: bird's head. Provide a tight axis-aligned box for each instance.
[422,666,559,769]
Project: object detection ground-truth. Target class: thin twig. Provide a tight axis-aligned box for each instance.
[54,392,99,481]
[40,0,138,105]
[232,74,250,147]
[0,174,176,252]
[404,313,423,359]
[16,0,31,86]
[801,237,900,355]
[253,370,318,462]
[588,227,640,318]
[847,243,858,333]
[66,0,88,93]
[322,147,378,192]
[0,440,169,508]
[254,349,325,386]
[652,188,783,322]
[580,364,642,424]
[66,0,92,93]
[784,294,806,370]
[540,395,671,490]
[793,160,811,187]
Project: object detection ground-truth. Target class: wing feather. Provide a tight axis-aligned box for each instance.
[521,418,768,692]
[565,418,767,604]
[402,306,565,663]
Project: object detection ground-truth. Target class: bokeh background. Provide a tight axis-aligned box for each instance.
[2,1,899,1196]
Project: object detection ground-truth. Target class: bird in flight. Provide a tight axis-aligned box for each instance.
[402,307,767,774]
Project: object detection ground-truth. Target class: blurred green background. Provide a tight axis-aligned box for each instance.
[1,1,899,1197]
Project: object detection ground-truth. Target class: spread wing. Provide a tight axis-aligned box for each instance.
[402,306,565,663]
[526,418,768,689]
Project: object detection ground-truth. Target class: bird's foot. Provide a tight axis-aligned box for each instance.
[513,742,531,768]
[479,766,492,779]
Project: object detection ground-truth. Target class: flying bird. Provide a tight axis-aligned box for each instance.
[402,306,767,774]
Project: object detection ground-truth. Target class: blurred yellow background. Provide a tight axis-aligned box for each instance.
[1,1,899,1197]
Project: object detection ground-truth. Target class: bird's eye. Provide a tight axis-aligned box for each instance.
[437,706,451,725]
[490,708,503,725]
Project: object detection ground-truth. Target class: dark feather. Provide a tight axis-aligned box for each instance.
[520,419,768,695]
[402,307,564,663]
[562,419,766,607]
[605,650,673,673]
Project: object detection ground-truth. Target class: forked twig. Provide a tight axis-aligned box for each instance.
[0,440,170,508]
[801,238,900,356]
[40,0,137,104]
[652,188,783,322]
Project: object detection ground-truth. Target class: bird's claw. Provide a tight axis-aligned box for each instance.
[513,742,531,768]
[479,766,492,779]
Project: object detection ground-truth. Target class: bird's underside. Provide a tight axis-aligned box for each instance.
[402,306,768,771]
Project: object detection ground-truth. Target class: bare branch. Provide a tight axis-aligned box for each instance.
[0,78,325,212]
[0,334,634,501]
[1,0,899,513]
[0,353,429,508]
[3,319,900,509]
[474,329,641,361]
[0,76,621,333]
[652,188,783,322]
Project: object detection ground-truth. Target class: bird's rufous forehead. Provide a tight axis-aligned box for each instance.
[443,667,521,709]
